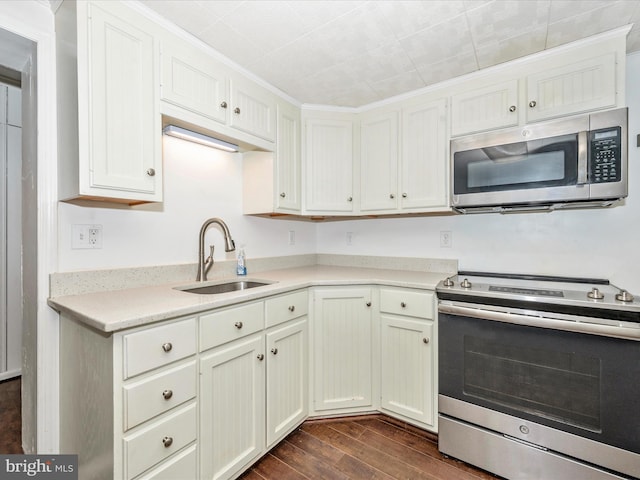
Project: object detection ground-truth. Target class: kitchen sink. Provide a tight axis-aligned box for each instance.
[177,280,273,295]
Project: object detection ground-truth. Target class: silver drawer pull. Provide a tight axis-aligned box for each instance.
[271,348,278,355]
[257,354,264,361]
[288,305,295,312]
[162,436,173,448]
[234,321,243,329]
[162,342,173,353]
[423,337,430,344]
[146,168,156,177]
[162,389,173,400]
[401,302,407,308]
[220,101,228,109]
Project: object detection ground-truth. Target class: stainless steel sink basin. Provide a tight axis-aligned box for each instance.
[178,280,273,295]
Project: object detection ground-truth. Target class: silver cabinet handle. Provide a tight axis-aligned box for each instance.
[234,321,243,329]
[401,302,407,308]
[366,302,372,307]
[162,389,173,400]
[257,353,264,361]
[271,348,278,355]
[288,305,295,312]
[423,337,430,344]
[347,196,353,202]
[509,105,516,112]
[146,168,156,177]
[162,436,173,448]
[280,192,286,198]
[234,107,241,114]
[162,342,172,353]
[220,101,228,109]
[390,193,395,199]
[402,193,407,198]
[529,100,537,108]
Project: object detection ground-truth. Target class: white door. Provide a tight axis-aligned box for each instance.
[200,335,265,480]
[0,83,22,381]
[312,288,373,411]
[265,318,308,447]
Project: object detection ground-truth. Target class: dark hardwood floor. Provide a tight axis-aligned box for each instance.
[0,376,22,454]
[1,378,498,479]
[242,415,500,480]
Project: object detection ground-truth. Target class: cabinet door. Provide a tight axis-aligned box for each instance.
[86,4,161,200]
[526,53,616,123]
[312,288,373,411]
[360,111,399,212]
[450,80,519,137]
[229,76,276,142]
[305,119,354,213]
[275,101,301,212]
[380,316,434,427]
[160,36,229,125]
[265,318,308,447]
[200,335,265,480]
[401,98,448,210]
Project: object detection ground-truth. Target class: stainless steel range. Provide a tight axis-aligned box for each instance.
[436,272,640,480]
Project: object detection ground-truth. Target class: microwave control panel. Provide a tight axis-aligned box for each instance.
[589,127,621,183]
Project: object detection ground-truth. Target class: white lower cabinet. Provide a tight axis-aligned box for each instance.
[200,334,265,480]
[379,288,437,430]
[311,287,376,413]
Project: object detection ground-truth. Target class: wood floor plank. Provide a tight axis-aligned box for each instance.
[271,438,351,480]
[250,453,309,480]
[301,422,438,480]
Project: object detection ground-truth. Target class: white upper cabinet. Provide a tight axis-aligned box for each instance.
[525,53,616,123]
[56,0,162,204]
[451,51,620,137]
[450,80,519,136]
[160,36,229,125]
[359,111,399,213]
[401,98,449,211]
[160,34,276,145]
[304,116,355,214]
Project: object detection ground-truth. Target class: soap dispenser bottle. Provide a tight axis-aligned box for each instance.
[236,245,247,276]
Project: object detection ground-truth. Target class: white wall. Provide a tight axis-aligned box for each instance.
[317,51,640,293]
[58,136,317,271]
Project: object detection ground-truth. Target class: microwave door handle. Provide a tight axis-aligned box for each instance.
[577,130,588,184]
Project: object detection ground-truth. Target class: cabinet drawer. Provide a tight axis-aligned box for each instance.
[123,361,197,431]
[124,403,196,480]
[380,288,434,319]
[124,318,196,379]
[136,444,197,480]
[265,290,308,328]
[200,302,264,351]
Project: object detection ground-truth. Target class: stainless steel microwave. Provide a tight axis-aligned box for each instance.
[450,108,628,213]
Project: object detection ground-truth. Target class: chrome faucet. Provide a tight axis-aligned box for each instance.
[196,217,236,282]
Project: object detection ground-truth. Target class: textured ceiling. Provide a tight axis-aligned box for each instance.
[137,0,640,107]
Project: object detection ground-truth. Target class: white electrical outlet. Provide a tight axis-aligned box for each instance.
[72,224,103,249]
[288,230,296,245]
[440,230,452,248]
[346,232,353,246]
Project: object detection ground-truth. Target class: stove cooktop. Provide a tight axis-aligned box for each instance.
[436,271,640,315]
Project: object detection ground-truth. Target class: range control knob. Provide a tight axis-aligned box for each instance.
[442,277,454,287]
[615,289,635,303]
[587,287,605,300]
[460,278,472,289]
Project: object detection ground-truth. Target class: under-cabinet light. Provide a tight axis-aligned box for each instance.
[162,125,239,152]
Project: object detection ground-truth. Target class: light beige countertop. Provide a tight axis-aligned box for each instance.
[48,265,450,333]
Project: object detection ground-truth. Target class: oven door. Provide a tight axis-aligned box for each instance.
[450,115,591,208]
[439,307,640,456]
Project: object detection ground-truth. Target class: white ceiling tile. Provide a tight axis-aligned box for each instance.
[416,49,479,85]
[547,1,637,48]
[376,0,466,39]
[475,26,547,68]
[399,14,475,69]
[143,0,214,35]
[284,0,366,31]
[548,0,631,23]
[367,70,427,100]
[466,0,551,48]
[197,21,269,66]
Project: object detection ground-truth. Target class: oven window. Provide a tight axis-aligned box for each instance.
[463,335,601,431]
[467,151,565,188]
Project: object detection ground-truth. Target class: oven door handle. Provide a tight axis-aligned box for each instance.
[438,303,640,341]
